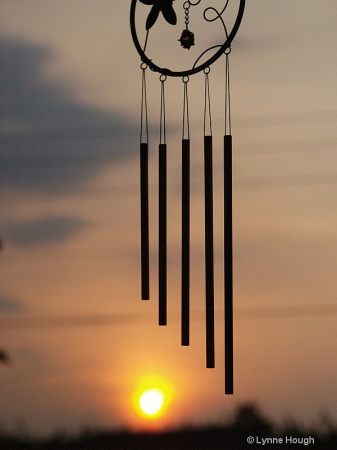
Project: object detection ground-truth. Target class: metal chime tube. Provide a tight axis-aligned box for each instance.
[181,78,190,346]
[140,66,149,301]
[224,51,233,393]
[181,138,190,346]
[158,142,167,325]
[204,135,215,368]
[224,134,233,394]
[159,77,167,326]
[204,69,215,368]
[140,142,150,300]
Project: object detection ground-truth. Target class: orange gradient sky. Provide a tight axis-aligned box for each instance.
[1,0,337,436]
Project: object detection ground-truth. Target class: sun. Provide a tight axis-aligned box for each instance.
[132,375,174,422]
[139,388,165,416]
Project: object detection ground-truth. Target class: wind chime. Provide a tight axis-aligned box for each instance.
[130,0,245,394]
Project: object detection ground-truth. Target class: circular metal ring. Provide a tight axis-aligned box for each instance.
[160,74,167,82]
[203,67,210,74]
[130,0,246,78]
[140,62,148,70]
[182,75,190,83]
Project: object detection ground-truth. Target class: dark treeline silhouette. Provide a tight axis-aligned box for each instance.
[1,403,336,449]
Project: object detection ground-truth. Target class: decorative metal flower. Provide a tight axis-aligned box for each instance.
[139,0,177,30]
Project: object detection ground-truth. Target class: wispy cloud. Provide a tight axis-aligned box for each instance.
[3,215,90,247]
[0,295,24,313]
[0,38,139,192]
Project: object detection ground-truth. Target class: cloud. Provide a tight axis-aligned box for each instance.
[4,215,90,247]
[0,37,139,192]
[0,295,24,313]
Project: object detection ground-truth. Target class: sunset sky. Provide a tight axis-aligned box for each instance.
[1,0,337,436]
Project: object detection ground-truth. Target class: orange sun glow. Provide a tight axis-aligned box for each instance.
[132,375,174,422]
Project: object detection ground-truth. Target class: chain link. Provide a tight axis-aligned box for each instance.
[183,1,190,28]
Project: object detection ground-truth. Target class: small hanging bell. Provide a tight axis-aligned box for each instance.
[179,29,195,50]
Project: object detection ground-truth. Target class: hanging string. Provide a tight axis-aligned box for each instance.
[140,63,149,300]
[140,63,149,145]
[160,75,167,145]
[182,76,190,140]
[181,76,190,346]
[203,67,215,368]
[224,48,234,394]
[159,75,167,326]
[204,68,212,137]
[224,48,231,136]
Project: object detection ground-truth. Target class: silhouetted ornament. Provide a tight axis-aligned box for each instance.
[179,29,195,50]
[139,0,177,30]
[130,0,247,395]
